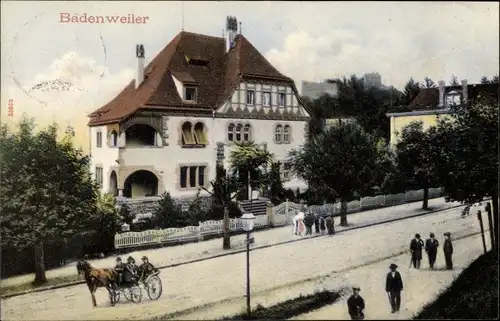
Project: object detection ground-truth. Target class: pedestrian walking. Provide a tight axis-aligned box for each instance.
[410,234,424,269]
[385,263,403,313]
[425,233,439,269]
[319,217,326,234]
[297,211,305,236]
[443,232,453,270]
[347,286,365,320]
[314,214,320,234]
[326,215,335,235]
[304,212,314,235]
[292,213,299,235]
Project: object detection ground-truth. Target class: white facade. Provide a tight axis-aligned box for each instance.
[90,82,309,199]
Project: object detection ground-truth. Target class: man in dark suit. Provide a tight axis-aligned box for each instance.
[425,233,439,269]
[410,233,424,269]
[443,232,454,270]
[386,263,403,313]
[347,286,365,320]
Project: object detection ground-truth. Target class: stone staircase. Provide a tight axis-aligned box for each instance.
[238,198,270,217]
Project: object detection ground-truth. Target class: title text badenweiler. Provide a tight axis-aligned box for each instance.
[60,13,150,24]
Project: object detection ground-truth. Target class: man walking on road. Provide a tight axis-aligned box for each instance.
[386,263,403,313]
[425,233,439,269]
[347,286,365,320]
[443,232,454,270]
[410,234,424,269]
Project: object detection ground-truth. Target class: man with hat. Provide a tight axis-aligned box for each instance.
[425,233,439,269]
[385,263,403,313]
[443,232,454,270]
[138,256,158,280]
[114,257,125,286]
[347,285,365,320]
[410,233,424,269]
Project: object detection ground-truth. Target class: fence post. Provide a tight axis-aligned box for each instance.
[285,199,289,225]
[405,191,408,203]
[477,210,488,254]
[485,202,496,251]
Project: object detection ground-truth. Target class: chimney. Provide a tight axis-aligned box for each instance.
[438,80,445,108]
[225,16,238,52]
[136,44,145,89]
[461,79,468,105]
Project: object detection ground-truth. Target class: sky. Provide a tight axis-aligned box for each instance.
[1,1,498,151]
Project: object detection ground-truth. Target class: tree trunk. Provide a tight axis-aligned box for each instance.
[222,206,231,250]
[33,241,47,285]
[491,192,498,252]
[340,198,348,227]
[422,186,429,210]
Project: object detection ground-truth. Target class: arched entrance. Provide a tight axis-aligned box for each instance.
[123,170,159,198]
[109,171,118,196]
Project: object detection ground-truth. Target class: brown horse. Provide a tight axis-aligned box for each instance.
[76,260,118,308]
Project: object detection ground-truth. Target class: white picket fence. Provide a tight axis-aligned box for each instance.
[114,188,442,249]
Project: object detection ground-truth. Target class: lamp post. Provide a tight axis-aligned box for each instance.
[241,212,256,316]
[121,223,130,232]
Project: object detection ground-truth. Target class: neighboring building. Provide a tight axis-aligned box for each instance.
[386,80,499,146]
[363,72,382,88]
[87,17,310,200]
[301,80,338,100]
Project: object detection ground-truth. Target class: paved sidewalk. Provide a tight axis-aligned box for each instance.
[1,198,456,288]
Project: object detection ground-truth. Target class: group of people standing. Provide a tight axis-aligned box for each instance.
[292,211,335,236]
[410,232,454,270]
[347,232,455,319]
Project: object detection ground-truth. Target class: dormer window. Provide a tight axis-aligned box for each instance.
[185,86,197,101]
[446,90,461,106]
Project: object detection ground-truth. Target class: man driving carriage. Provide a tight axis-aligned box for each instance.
[138,256,158,280]
[115,256,139,287]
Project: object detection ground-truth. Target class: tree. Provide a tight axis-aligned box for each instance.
[0,116,98,285]
[289,122,380,226]
[395,121,438,209]
[187,189,208,225]
[401,78,421,106]
[266,162,285,204]
[449,75,459,86]
[154,192,186,228]
[229,141,273,201]
[429,96,498,248]
[202,165,242,249]
[94,193,121,254]
[480,76,490,84]
[119,203,134,225]
[492,75,499,84]
[422,77,437,88]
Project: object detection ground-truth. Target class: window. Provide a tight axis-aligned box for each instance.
[262,92,271,106]
[227,124,235,141]
[180,167,188,188]
[179,165,207,189]
[283,125,290,143]
[185,87,197,101]
[194,122,208,145]
[281,162,292,182]
[96,131,102,148]
[198,166,206,187]
[279,93,286,107]
[95,166,103,186]
[246,90,255,105]
[275,125,283,143]
[243,124,251,142]
[235,124,242,141]
[446,91,461,106]
[181,122,195,145]
[110,131,118,147]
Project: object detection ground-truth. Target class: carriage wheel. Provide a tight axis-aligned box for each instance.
[129,285,142,303]
[146,276,163,300]
[123,288,132,301]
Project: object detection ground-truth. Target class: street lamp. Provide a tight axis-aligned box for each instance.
[241,212,256,316]
[121,223,130,232]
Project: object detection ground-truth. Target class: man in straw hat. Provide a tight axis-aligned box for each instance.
[385,263,403,313]
[443,232,454,270]
[347,285,365,320]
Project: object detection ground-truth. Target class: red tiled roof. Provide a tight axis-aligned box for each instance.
[88,31,298,126]
[408,83,499,111]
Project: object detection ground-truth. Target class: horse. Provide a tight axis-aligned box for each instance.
[76,260,118,308]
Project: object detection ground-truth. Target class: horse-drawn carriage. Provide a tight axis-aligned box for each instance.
[113,269,162,304]
[76,259,163,308]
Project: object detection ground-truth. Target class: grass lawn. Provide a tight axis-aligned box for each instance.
[414,250,499,319]
[0,274,84,297]
[217,290,341,320]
